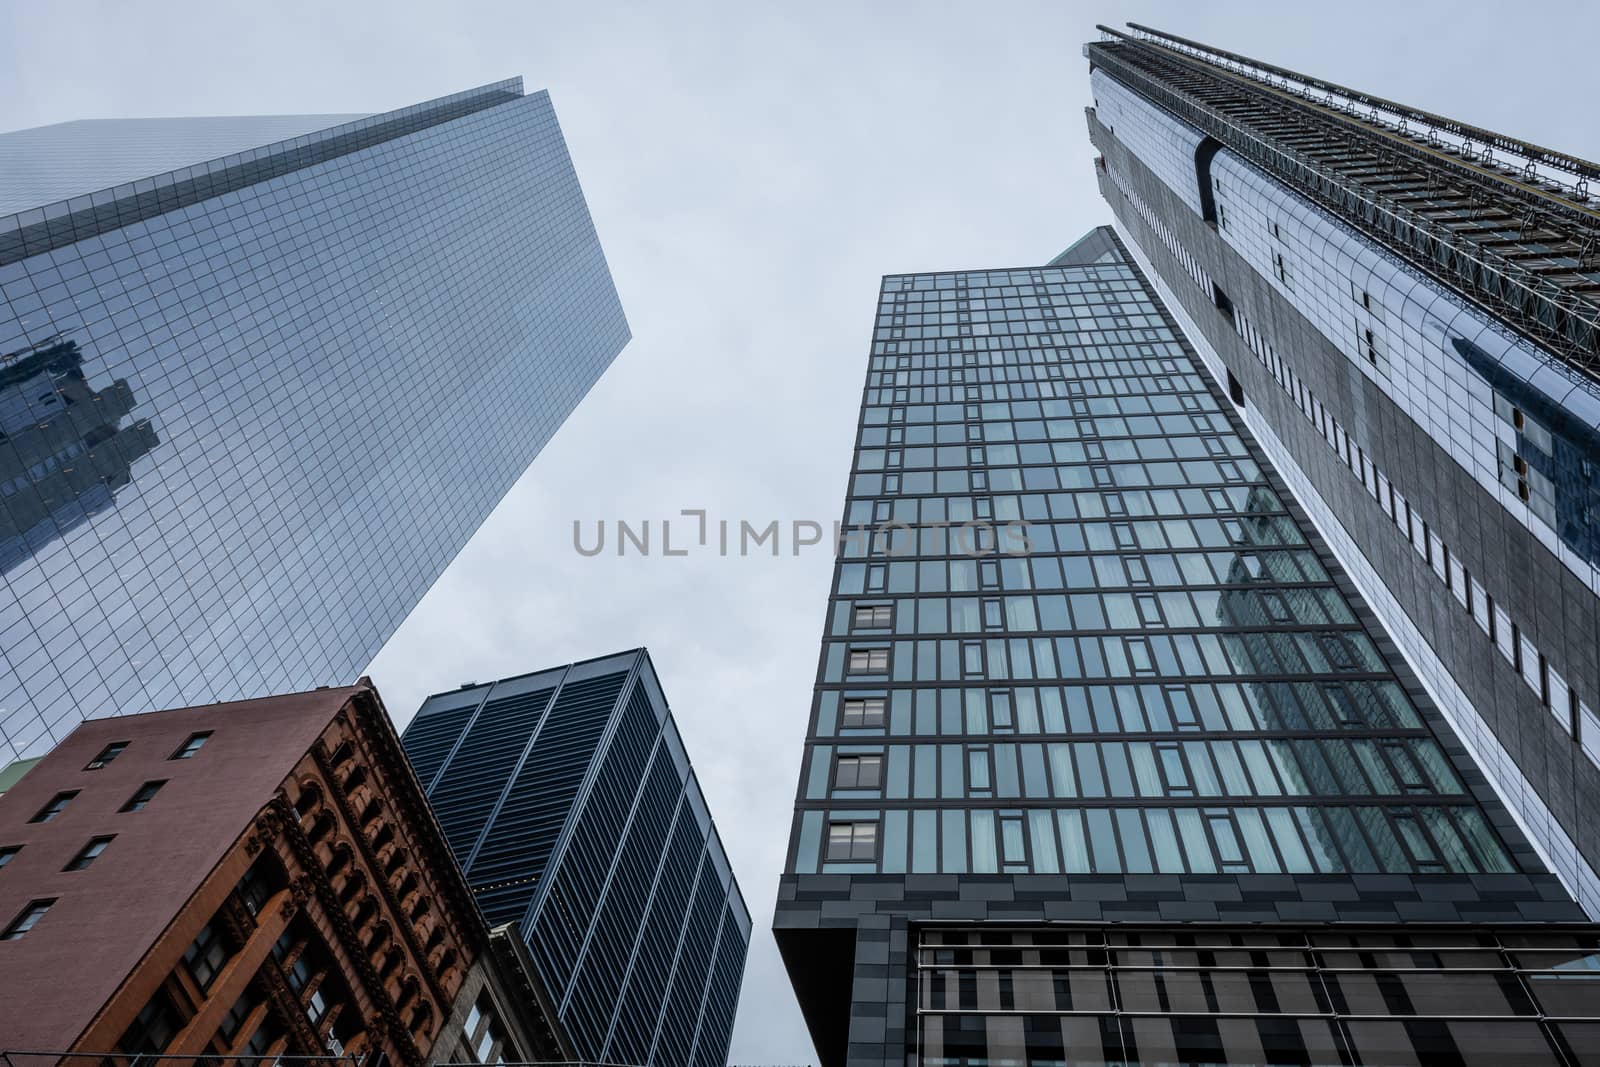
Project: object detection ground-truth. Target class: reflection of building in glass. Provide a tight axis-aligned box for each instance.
[0,81,628,759]
[1086,23,1600,918]
[773,231,1600,1067]
[0,336,158,572]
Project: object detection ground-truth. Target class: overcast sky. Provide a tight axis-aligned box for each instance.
[6,1,1599,1062]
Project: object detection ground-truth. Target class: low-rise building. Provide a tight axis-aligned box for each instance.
[0,681,493,1063]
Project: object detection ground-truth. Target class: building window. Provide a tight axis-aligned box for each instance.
[237,854,284,916]
[183,921,231,990]
[840,697,886,729]
[85,742,129,770]
[170,732,212,760]
[834,755,883,790]
[846,648,889,674]
[30,791,78,824]
[64,835,114,872]
[852,604,893,629]
[825,821,878,862]
[0,845,19,870]
[1,899,54,940]
[218,991,259,1042]
[120,781,166,812]
[463,1000,486,1062]
[118,992,179,1055]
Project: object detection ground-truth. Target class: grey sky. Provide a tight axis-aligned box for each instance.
[5,1,1598,1061]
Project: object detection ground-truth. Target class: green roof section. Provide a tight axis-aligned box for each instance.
[0,756,40,795]
[1049,225,1124,266]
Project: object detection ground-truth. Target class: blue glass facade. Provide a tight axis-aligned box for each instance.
[0,80,629,759]
[401,649,749,1067]
[773,232,1600,1067]
[1086,24,1600,915]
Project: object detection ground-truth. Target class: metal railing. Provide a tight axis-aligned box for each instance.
[0,1055,367,1067]
[1087,30,1600,378]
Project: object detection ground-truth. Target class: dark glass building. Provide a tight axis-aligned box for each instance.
[401,649,749,1067]
[0,83,628,760]
[1085,24,1600,916]
[774,232,1600,1066]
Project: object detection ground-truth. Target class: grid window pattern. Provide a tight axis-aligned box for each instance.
[1092,92,1600,913]
[401,653,749,1067]
[915,925,1600,1067]
[787,254,1532,882]
[0,82,630,761]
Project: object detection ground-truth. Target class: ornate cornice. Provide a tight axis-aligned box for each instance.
[324,689,487,959]
[255,947,326,1056]
[309,741,453,1014]
[268,794,421,1066]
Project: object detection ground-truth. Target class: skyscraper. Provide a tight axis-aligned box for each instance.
[1085,24,1600,918]
[774,233,1600,1066]
[401,649,749,1067]
[0,82,629,761]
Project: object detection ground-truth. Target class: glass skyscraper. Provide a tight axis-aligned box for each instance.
[401,649,749,1067]
[1085,24,1600,920]
[773,231,1600,1066]
[0,81,628,760]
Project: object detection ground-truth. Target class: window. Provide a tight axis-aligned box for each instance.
[170,732,212,760]
[237,855,282,916]
[1,899,54,940]
[184,921,230,990]
[218,991,258,1042]
[463,1000,486,1062]
[852,604,893,629]
[841,697,886,729]
[85,741,129,770]
[834,755,883,790]
[30,791,78,824]
[0,845,18,870]
[846,648,889,673]
[474,1012,498,1063]
[120,781,166,812]
[825,821,878,862]
[64,835,114,872]
[118,992,178,1055]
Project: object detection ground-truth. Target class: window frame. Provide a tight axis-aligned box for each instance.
[1,898,55,940]
[85,741,130,770]
[834,753,884,790]
[840,697,887,729]
[824,820,879,863]
[64,835,115,872]
[30,791,79,824]
[169,731,213,760]
[120,780,168,813]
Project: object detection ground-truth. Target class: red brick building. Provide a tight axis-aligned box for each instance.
[0,681,477,1063]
